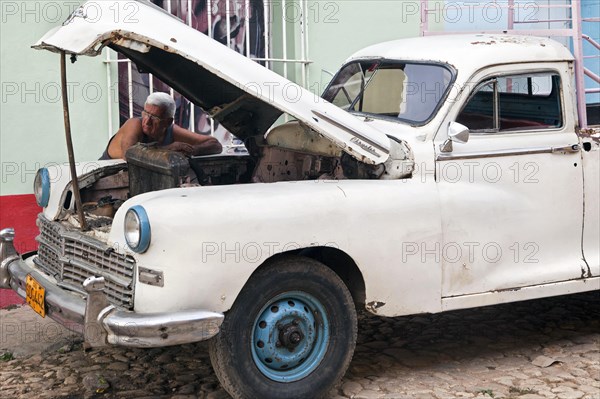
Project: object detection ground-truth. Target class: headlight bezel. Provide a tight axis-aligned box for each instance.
[124,205,151,253]
[34,168,50,208]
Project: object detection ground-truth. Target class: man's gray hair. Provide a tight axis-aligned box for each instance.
[145,92,176,118]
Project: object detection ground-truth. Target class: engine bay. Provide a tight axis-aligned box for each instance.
[67,121,414,233]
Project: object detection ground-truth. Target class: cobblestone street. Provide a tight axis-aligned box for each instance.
[1,292,598,399]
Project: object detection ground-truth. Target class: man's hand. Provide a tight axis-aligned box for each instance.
[163,142,195,156]
[172,125,223,156]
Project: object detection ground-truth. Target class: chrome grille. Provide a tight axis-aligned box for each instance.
[34,215,135,309]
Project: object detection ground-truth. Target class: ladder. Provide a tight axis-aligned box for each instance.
[420,0,599,128]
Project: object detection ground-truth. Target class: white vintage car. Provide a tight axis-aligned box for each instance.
[1,1,598,398]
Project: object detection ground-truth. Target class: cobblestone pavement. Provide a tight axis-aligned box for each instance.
[1,292,598,399]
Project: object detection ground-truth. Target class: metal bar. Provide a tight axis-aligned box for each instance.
[127,60,133,119]
[300,0,308,87]
[282,0,290,122]
[60,51,88,231]
[245,0,251,58]
[250,57,312,63]
[571,0,588,128]
[584,67,600,84]
[493,80,499,131]
[583,34,600,51]
[226,0,231,48]
[507,0,514,30]
[302,0,312,87]
[420,0,428,36]
[436,145,579,162]
[187,0,192,25]
[513,19,573,24]
[105,49,113,138]
[207,0,213,37]
[586,88,600,94]
[188,0,194,132]
[264,0,270,69]
[282,0,288,79]
[206,0,214,137]
[423,3,571,10]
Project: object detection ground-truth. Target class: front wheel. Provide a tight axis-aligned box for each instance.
[209,256,358,399]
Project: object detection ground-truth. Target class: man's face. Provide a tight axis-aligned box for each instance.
[141,104,173,139]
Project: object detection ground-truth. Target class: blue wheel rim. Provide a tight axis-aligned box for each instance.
[251,291,330,382]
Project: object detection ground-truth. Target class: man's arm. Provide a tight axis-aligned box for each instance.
[107,118,144,160]
[171,124,223,155]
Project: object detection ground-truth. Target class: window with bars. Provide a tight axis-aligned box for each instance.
[107,0,311,152]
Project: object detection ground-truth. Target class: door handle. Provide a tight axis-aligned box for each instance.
[552,144,579,153]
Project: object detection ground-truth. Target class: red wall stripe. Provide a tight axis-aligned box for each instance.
[0,194,40,308]
[0,194,41,253]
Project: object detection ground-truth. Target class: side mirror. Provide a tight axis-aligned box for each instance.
[439,122,470,153]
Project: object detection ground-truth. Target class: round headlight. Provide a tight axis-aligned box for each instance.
[34,168,50,207]
[124,206,151,253]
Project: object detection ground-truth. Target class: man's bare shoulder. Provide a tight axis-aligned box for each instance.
[120,117,143,136]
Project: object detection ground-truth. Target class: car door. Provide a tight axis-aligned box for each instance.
[581,135,600,276]
[434,65,586,298]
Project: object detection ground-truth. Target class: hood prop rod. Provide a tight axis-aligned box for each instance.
[60,51,88,231]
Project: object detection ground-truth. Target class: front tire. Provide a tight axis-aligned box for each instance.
[209,255,358,399]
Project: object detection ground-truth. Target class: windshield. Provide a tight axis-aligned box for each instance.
[322,61,454,125]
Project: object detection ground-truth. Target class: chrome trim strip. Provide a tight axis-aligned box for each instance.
[102,308,224,348]
[436,144,579,161]
[311,109,389,154]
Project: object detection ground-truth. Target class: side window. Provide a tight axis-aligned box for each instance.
[457,72,563,133]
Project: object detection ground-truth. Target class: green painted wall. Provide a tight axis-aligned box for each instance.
[269,1,439,93]
[0,1,118,196]
[302,1,440,95]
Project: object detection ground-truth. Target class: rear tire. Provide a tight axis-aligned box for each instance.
[209,255,358,399]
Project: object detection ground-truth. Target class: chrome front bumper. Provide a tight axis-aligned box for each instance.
[0,228,224,348]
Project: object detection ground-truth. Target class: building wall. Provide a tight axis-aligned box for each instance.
[0,1,118,251]
[1,1,119,195]
[303,0,436,94]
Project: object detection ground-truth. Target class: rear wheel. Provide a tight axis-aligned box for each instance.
[209,255,357,399]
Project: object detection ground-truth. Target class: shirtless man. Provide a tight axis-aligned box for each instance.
[100,92,222,160]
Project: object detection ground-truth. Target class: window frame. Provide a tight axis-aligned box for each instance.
[323,59,457,127]
[457,70,565,135]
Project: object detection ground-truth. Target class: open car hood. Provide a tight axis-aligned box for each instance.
[33,0,390,165]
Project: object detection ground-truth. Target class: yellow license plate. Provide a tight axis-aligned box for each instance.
[26,274,46,318]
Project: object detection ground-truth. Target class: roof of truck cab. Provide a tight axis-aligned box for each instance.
[347,34,574,71]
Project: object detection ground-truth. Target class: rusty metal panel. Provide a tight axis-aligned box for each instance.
[125,144,190,197]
